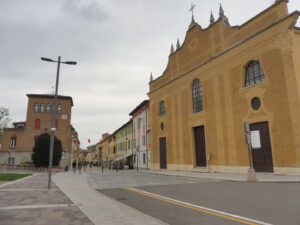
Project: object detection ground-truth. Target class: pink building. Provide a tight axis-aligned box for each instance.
[129,100,150,169]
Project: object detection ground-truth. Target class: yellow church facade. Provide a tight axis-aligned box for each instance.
[148,1,300,174]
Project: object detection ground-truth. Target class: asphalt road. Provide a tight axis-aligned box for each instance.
[92,171,300,225]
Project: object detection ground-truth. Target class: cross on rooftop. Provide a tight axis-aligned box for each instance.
[189,3,196,17]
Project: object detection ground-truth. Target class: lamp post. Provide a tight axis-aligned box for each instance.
[41,56,76,190]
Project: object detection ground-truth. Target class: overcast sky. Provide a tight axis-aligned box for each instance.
[1,0,300,148]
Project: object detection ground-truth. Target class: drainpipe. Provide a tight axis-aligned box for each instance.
[146,106,148,170]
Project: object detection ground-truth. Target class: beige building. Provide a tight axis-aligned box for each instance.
[114,120,133,167]
[149,1,300,174]
[1,94,74,166]
[70,126,80,167]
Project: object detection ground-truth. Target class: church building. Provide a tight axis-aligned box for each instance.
[148,0,300,174]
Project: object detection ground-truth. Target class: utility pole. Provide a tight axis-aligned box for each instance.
[41,56,76,189]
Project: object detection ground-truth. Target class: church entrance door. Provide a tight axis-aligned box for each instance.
[194,126,207,167]
[159,137,167,169]
[250,122,274,172]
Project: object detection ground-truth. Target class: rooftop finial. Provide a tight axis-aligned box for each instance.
[210,11,215,25]
[188,3,200,31]
[176,38,180,49]
[150,72,153,82]
[170,44,174,54]
[189,3,196,19]
[219,3,224,17]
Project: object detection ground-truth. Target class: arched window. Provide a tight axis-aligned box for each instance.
[40,104,45,113]
[10,136,16,148]
[159,101,166,116]
[46,104,50,112]
[192,79,203,112]
[245,61,266,87]
[34,119,40,129]
[34,103,39,112]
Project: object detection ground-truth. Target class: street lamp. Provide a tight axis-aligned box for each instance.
[41,56,77,189]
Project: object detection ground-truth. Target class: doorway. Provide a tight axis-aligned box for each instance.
[194,126,207,167]
[250,122,274,172]
[159,137,167,169]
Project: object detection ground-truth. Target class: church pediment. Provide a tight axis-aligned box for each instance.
[149,0,293,93]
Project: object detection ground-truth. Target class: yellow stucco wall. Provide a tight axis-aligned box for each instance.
[149,2,300,174]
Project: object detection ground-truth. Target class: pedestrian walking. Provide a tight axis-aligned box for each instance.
[83,161,87,173]
[78,160,82,174]
[115,161,118,172]
[89,161,92,168]
[72,160,77,174]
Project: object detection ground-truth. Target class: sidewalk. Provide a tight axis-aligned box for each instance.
[0,172,93,225]
[141,170,300,182]
[52,172,166,225]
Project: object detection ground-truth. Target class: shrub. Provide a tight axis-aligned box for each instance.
[20,161,33,165]
[32,133,62,167]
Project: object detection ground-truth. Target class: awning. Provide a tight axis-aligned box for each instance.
[114,153,133,161]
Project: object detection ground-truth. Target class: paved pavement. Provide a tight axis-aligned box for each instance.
[0,173,93,225]
[86,169,215,190]
[1,167,299,225]
[53,171,167,225]
[141,170,300,182]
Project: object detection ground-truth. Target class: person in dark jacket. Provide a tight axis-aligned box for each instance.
[72,160,77,174]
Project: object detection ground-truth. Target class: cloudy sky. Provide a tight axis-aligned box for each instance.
[1,0,300,148]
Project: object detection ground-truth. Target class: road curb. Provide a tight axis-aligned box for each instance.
[140,170,300,183]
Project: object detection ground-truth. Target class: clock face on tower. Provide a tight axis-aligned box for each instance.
[61,114,68,120]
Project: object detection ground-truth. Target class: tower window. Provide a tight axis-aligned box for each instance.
[34,103,39,112]
[57,104,62,114]
[40,104,45,113]
[46,104,50,112]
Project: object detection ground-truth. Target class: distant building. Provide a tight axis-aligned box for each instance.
[101,133,110,140]
[0,94,74,167]
[114,120,133,167]
[149,1,300,174]
[129,100,150,170]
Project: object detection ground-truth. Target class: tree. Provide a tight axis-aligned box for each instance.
[32,133,62,167]
[0,106,11,133]
[87,144,96,151]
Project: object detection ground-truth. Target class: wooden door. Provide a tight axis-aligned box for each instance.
[159,137,167,169]
[250,122,274,172]
[194,126,207,167]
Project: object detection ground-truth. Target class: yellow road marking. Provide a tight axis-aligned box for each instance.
[124,187,270,225]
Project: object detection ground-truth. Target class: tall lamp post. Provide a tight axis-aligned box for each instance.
[41,56,76,190]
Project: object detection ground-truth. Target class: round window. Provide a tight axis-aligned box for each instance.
[251,97,261,110]
[160,122,164,131]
